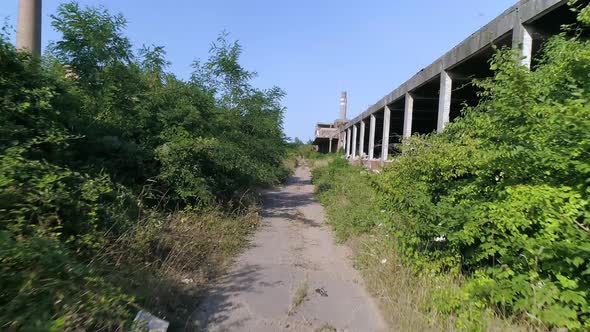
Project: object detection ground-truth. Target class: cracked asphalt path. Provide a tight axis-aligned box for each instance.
[192,165,387,332]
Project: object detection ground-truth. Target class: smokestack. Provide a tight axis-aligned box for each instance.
[16,0,42,56]
[339,91,347,120]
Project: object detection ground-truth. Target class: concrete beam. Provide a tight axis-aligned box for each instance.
[381,105,391,162]
[16,0,42,56]
[339,0,569,133]
[368,114,376,160]
[403,93,414,138]
[329,138,333,153]
[518,0,568,23]
[437,71,453,132]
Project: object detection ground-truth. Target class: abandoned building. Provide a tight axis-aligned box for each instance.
[313,0,586,168]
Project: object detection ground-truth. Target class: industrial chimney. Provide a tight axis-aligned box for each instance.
[339,91,347,121]
[16,0,42,56]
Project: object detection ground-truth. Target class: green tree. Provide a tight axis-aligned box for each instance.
[1,1,290,329]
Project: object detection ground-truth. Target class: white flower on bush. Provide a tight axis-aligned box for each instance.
[434,236,446,242]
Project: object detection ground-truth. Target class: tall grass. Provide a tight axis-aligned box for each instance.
[100,206,260,329]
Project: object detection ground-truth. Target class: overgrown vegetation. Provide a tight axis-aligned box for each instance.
[314,2,590,331]
[0,1,289,330]
[314,158,379,241]
[287,142,336,170]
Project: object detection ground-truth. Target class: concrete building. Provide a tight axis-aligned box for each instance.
[16,0,42,56]
[312,122,339,153]
[315,0,585,167]
[313,92,348,153]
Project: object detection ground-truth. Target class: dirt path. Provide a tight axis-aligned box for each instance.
[192,166,387,332]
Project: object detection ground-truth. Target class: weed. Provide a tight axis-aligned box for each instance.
[315,323,337,332]
[107,207,260,328]
[289,281,309,316]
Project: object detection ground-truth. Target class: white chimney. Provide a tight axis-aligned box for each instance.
[339,91,347,120]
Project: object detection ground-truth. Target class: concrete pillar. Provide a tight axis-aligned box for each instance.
[352,124,358,158]
[381,106,391,162]
[16,0,42,56]
[437,71,453,133]
[346,128,351,156]
[359,120,366,158]
[329,138,333,153]
[403,92,414,138]
[512,21,533,68]
[368,114,376,160]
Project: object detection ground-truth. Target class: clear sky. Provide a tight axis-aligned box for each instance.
[2,0,516,141]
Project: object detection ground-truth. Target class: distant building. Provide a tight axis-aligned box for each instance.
[312,92,347,153]
[312,123,339,153]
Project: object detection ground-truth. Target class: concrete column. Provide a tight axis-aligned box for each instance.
[359,120,366,158]
[352,124,358,158]
[437,71,453,132]
[512,21,533,68]
[329,138,333,153]
[381,106,391,162]
[16,0,42,56]
[403,92,414,138]
[368,114,376,160]
[346,128,351,156]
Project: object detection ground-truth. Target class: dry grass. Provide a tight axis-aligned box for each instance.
[349,232,533,332]
[306,157,334,170]
[315,323,337,332]
[283,156,299,175]
[103,207,260,328]
[288,280,309,316]
[349,233,455,331]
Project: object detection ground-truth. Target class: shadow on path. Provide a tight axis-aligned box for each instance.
[189,264,264,331]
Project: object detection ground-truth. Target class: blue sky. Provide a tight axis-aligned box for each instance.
[2,0,515,141]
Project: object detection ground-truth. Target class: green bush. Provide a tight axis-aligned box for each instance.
[313,158,380,241]
[0,39,135,329]
[375,9,590,330]
[0,1,289,329]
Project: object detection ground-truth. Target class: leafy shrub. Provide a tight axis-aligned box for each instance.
[0,36,135,329]
[375,9,590,330]
[0,1,288,329]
